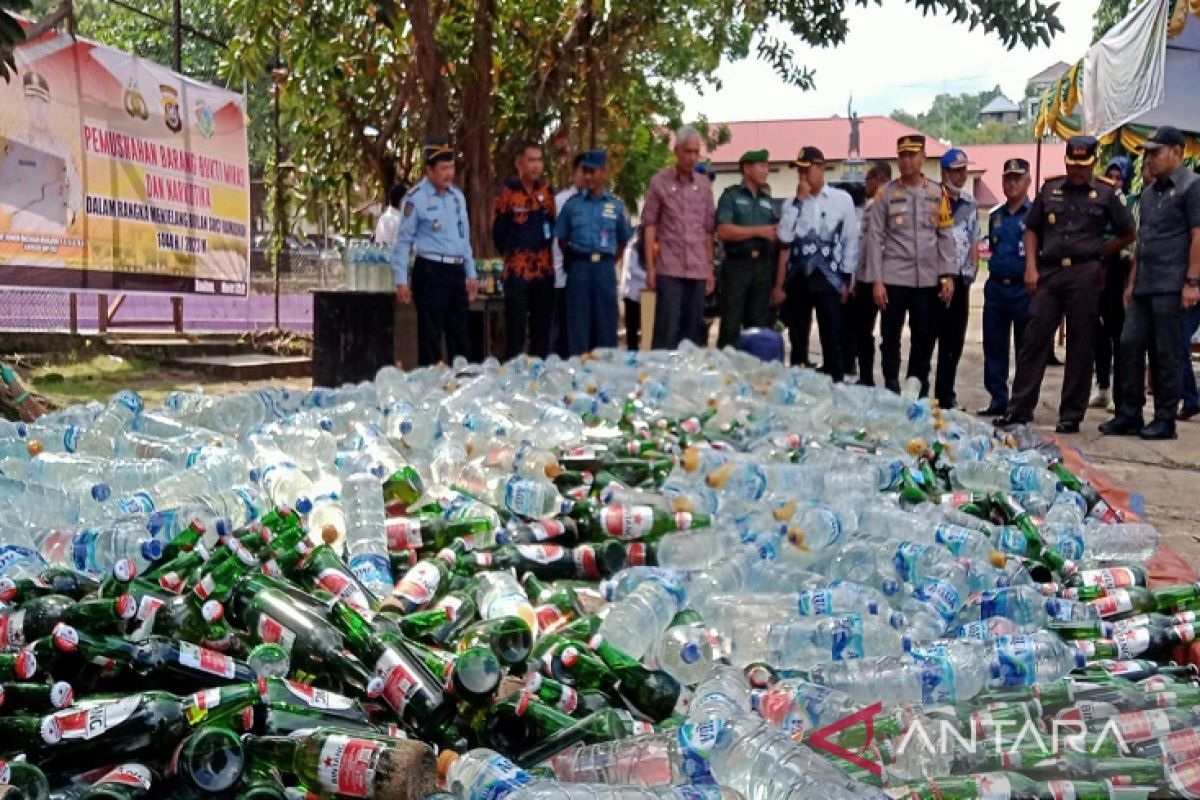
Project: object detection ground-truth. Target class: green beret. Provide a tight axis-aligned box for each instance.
[739,149,769,164]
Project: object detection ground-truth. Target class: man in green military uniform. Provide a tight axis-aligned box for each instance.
[716,149,778,348]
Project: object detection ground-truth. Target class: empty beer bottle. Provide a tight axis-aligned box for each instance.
[242,729,436,800]
[412,641,501,707]
[386,514,493,553]
[292,544,378,618]
[457,618,533,667]
[498,518,582,548]
[0,594,135,649]
[0,682,73,714]
[586,634,681,722]
[167,727,244,794]
[0,761,48,800]
[387,545,464,615]
[77,763,156,799]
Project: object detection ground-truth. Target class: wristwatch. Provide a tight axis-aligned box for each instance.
[1187,277,1200,288]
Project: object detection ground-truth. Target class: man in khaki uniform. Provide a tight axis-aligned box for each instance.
[863,134,956,395]
[716,149,777,347]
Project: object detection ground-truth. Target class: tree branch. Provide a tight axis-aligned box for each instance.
[22,0,72,43]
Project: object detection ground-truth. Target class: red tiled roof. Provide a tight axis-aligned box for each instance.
[965,142,1042,208]
[708,116,948,164]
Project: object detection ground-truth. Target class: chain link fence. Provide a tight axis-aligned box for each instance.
[0,248,344,334]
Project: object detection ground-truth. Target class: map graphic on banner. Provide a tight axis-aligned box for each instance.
[0,25,250,296]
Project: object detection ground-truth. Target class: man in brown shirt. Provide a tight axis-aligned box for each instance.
[644,126,716,349]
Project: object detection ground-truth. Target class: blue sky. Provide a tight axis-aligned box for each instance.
[679,0,1102,122]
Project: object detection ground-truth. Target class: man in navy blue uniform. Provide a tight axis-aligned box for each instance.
[978,158,1032,416]
[392,139,477,367]
[554,149,633,355]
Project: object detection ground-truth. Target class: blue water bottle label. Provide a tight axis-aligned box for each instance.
[677,718,723,784]
[829,614,864,660]
[933,524,972,556]
[913,577,962,624]
[992,634,1038,686]
[476,754,533,800]
[913,646,957,704]
[892,541,929,583]
[0,544,42,576]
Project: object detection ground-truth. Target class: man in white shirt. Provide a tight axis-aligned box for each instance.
[374,184,406,245]
[774,146,861,380]
[551,154,586,357]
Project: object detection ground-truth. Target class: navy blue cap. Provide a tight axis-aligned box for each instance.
[581,149,608,169]
[940,148,969,170]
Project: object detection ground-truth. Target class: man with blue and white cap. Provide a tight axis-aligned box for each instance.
[933,147,980,409]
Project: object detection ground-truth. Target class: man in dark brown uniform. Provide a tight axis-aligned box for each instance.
[994,136,1136,433]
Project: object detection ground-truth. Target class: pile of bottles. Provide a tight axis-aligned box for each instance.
[344,243,394,293]
[0,343,1197,798]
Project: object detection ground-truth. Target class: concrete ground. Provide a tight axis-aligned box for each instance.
[874,282,1200,566]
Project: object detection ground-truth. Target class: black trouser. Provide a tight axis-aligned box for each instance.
[1095,256,1130,391]
[879,284,939,395]
[1008,262,1101,425]
[1116,292,1183,426]
[651,275,707,349]
[934,275,970,408]
[783,270,846,379]
[503,275,555,360]
[852,281,878,386]
[624,299,641,350]
[551,287,571,358]
[411,258,470,367]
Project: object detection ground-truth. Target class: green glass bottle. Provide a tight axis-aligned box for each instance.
[500,517,582,548]
[386,514,493,553]
[293,544,378,617]
[0,681,74,713]
[521,575,607,616]
[0,593,135,647]
[412,641,500,707]
[0,760,49,800]
[167,727,245,794]
[242,729,437,800]
[1086,587,1159,620]
[456,617,533,667]
[1066,565,1149,590]
[382,463,425,508]
[1154,582,1200,613]
[155,520,207,565]
[587,634,681,722]
[234,753,289,800]
[904,772,1039,800]
[1049,620,1115,641]
[386,545,464,615]
[77,764,156,799]
[586,504,710,541]
[521,671,609,718]
[1021,752,1167,785]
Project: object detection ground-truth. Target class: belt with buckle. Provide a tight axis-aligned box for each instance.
[416,252,464,265]
[992,276,1021,287]
[569,250,607,263]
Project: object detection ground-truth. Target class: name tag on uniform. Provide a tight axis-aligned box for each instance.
[602,203,617,219]
[759,199,772,209]
[735,198,749,206]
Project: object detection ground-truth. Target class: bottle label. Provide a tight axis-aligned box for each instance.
[573,545,600,580]
[993,526,1028,556]
[978,589,1009,620]
[1079,568,1137,590]
[0,545,40,577]
[829,614,864,660]
[601,505,655,540]
[503,477,551,519]
[316,735,383,798]
[373,649,419,716]
[185,687,223,724]
[796,589,834,616]
[476,753,534,800]
[554,684,579,714]
[327,564,377,613]
[393,561,442,608]
[283,679,356,711]
[1170,760,1200,798]
[677,718,723,784]
[130,595,165,640]
[971,772,1012,799]
[1045,781,1076,800]
[515,544,566,565]
[892,541,929,583]
[1112,614,1151,634]
[54,695,140,740]
[914,646,957,704]
[954,621,991,641]
[526,519,565,542]
[1116,709,1173,742]
[626,543,647,567]
[1161,728,1200,762]
[913,577,962,624]
[1090,590,1134,618]
[433,595,463,623]
[1055,701,1120,726]
[386,518,424,551]
[255,614,296,651]
[97,764,153,789]
[992,635,1037,687]
[0,609,26,649]
[933,524,973,556]
[1114,628,1151,660]
[179,642,235,679]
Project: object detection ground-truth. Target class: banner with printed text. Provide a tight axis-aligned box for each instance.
[0,26,250,296]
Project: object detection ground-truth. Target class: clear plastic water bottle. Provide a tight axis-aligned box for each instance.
[648,613,716,687]
[477,571,538,638]
[36,519,164,577]
[951,461,1060,496]
[596,577,687,660]
[1044,522,1160,563]
[340,472,394,598]
[484,474,570,521]
[810,641,990,706]
[724,613,904,666]
[988,631,1086,687]
[75,390,143,455]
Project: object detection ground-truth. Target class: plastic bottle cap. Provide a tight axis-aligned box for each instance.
[91,483,112,502]
[772,501,797,522]
[142,538,164,562]
[544,462,562,479]
[905,438,928,457]
[681,642,702,665]
[786,527,809,552]
[25,439,42,456]
[680,447,702,474]
[321,525,339,545]
[436,750,459,781]
[705,462,733,489]
[295,497,313,514]
[988,551,1008,569]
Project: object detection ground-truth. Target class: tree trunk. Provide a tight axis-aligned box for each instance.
[406,0,449,138]
[459,0,496,256]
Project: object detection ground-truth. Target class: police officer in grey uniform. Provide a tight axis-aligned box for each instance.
[391,139,478,367]
[994,137,1135,433]
[863,134,956,396]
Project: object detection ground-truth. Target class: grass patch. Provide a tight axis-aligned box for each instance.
[30,354,180,407]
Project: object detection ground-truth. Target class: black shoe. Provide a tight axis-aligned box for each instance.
[992,413,1026,428]
[1179,406,1200,421]
[976,403,1007,416]
[1098,416,1144,436]
[1139,420,1178,440]
[885,381,901,394]
[1054,420,1080,434]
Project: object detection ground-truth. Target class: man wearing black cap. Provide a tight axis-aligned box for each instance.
[716,149,778,348]
[1101,126,1200,440]
[554,148,633,355]
[978,158,1032,416]
[863,134,956,396]
[391,139,478,367]
[995,136,1135,433]
[775,146,860,379]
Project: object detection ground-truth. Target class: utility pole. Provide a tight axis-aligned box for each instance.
[171,0,182,71]
[271,53,286,330]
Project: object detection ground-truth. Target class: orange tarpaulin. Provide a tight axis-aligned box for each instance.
[1052,436,1200,665]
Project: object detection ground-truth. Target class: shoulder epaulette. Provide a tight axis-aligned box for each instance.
[1096,175,1117,187]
